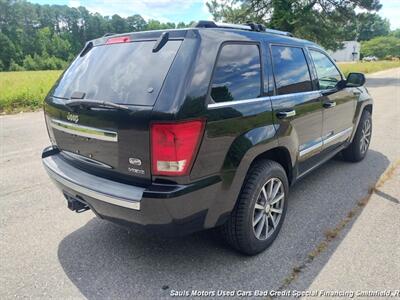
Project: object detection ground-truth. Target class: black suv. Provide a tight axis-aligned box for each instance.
[42,21,373,255]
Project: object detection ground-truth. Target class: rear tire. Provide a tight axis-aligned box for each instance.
[342,110,372,162]
[221,160,289,255]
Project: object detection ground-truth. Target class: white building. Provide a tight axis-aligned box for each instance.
[328,41,360,62]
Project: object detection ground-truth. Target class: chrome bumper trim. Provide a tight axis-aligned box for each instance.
[43,154,142,210]
[50,119,118,142]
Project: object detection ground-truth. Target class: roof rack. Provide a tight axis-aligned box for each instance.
[195,20,293,37]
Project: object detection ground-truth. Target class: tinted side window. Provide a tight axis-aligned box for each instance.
[271,46,312,95]
[211,44,261,103]
[310,50,342,90]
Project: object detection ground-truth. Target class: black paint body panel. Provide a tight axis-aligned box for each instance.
[42,27,373,235]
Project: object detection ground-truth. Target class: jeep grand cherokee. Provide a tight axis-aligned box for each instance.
[42,21,373,255]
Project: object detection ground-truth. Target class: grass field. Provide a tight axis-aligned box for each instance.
[1,61,400,114]
[0,70,62,113]
[337,60,400,77]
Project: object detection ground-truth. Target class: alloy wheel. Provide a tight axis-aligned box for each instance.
[252,178,285,240]
[360,119,371,154]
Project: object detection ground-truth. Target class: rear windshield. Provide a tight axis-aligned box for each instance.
[52,40,182,106]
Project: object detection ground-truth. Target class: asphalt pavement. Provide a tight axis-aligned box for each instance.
[0,68,399,299]
[299,165,400,300]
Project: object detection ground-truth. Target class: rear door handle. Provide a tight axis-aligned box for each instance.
[323,101,336,109]
[276,110,296,119]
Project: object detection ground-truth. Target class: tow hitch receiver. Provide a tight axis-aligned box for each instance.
[64,193,90,213]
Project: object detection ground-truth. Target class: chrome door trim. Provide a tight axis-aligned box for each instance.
[299,127,353,158]
[50,119,118,142]
[207,96,270,109]
[323,127,353,145]
[270,90,322,101]
[299,140,323,158]
[207,90,323,109]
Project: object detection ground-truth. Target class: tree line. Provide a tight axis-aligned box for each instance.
[0,0,191,71]
[208,0,400,58]
[0,0,399,72]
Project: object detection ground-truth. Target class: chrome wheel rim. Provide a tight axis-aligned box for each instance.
[252,178,285,240]
[360,119,371,154]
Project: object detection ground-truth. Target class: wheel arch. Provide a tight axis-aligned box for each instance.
[248,147,293,185]
[205,143,295,229]
[364,103,373,114]
[351,98,373,142]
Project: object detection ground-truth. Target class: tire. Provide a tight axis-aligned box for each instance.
[342,110,372,162]
[221,160,289,255]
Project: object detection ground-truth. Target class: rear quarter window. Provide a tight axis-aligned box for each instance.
[52,40,182,106]
[210,43,262,103]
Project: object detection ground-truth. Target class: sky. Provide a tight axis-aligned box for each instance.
[30,0,400,29]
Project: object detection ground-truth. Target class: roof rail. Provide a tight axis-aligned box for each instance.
[194,20,293,37]
[103,32,116,37]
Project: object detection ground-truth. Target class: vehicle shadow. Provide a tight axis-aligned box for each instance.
[58,150,389,299]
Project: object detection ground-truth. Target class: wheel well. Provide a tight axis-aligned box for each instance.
[364,104,373,114]
[249,147,293,184]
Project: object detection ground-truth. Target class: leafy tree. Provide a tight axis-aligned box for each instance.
[164,22,176,29]
[41,55,68,70]
[146,20,162,30]
[390,29,400,39]
[0,32,16,70]
[0,0,205,71]
[207,0,249,22]
[0,0,183,71]
[111,14,128,33]
[9,59,25,71]
[176,22,187,29]
[361,36,400,58]
[5,0,392,71]
[146,19,175,30]
[51,34,71,61]
[22,55,38,70]
[85,13,110,40]
[356,13,390,41]
[206,0,384,49]
[126,14,147,31]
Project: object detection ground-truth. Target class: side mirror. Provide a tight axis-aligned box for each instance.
[346,72,366,87]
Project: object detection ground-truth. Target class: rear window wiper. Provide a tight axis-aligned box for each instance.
[153,32,169,52]
[65,99,131,111]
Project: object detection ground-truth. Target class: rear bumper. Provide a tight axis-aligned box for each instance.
[42,147,222,236]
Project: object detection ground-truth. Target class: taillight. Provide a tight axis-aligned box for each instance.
[106,36,131,45]
[151,120,205,176]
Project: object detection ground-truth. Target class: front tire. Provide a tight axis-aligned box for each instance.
[342,110,372,162]
[221,160,289,255]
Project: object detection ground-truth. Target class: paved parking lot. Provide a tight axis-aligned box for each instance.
[1,68,399,299]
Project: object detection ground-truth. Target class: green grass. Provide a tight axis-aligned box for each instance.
[0,70,62,113]
[1,60,400,114]
[337,60,400,77]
